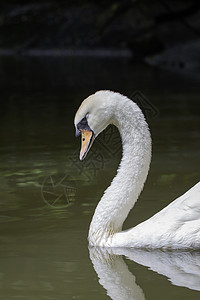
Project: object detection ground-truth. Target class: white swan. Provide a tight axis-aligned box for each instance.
[74,90,200,249]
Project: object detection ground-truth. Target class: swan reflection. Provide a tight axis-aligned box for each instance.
[89,247,200,300]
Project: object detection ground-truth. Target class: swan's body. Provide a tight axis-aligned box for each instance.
[74,90,200,249]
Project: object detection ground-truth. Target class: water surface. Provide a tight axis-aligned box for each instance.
[0,56,200,299]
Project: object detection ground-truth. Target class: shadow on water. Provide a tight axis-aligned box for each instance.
[0,56,199,299]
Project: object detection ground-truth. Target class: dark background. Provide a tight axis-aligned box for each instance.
[0,0,200,77]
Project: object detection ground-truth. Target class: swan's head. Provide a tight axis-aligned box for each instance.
[74,90,117,160]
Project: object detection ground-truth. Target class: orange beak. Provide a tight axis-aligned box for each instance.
[80,129,95,160]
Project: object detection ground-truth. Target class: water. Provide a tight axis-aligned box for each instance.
[0,56,200,299]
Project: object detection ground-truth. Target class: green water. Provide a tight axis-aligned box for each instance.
[0,56,200,299]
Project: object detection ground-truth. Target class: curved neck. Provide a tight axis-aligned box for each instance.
[88,97,151,246]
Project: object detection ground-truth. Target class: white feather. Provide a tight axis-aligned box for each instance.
[75,90,200,249]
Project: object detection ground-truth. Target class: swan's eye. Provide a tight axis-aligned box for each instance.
[82,137,85,141]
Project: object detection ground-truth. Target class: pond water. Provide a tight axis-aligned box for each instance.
[0,56,200,300]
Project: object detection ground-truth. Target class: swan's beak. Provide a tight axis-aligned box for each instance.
[80,129,95,160]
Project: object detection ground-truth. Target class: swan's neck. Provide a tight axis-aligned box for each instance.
[88,98,151,246]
